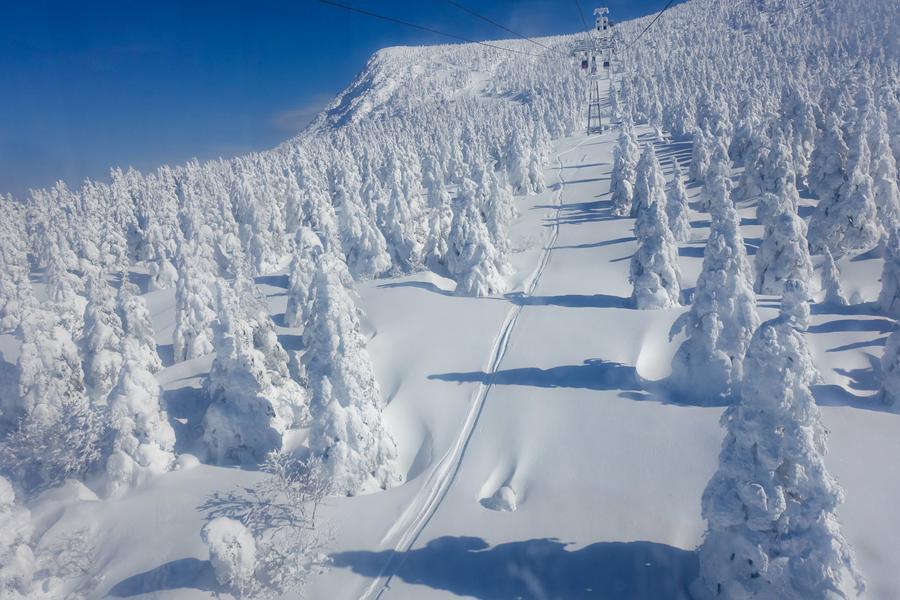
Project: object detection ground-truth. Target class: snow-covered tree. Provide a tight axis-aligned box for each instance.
[172,241,217,362]
[698,142,732,213]
[106,350,176,497]
[808,132,880,257]
[302,253,399,495]
[446,179,508,297]
[284,228,325,329]
[202,282,306,465]
[611,124,640,216]
[631,145,667,218]
[821,247,848,306]
[0,476,34,598]
[754,211,813,295]
[878,228,900,319]
[335,171,391,280]
[880,327,900,406]
[81,275,125,401]
[669,192,758,403]
[666,158,692,243]
[1,312,105,490]
[116,277,163,373]
[630,160,681,309]
[870,110,900,238]
[422,155,453,268]
[695,280,864,599]
[809,112,849,210]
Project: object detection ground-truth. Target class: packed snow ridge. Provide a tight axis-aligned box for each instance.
[0,0,899,598]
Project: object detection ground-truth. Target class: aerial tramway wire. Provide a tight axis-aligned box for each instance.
[444,0,569,58]
[317,0,543,58]
[619,0,679,53]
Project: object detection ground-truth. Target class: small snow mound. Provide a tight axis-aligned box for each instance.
[480,485,517,512]
[174,453,200,471]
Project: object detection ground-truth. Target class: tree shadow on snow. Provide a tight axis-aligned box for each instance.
[255,273,290,289]
[429,358,641,391]
[377,280,454,297]
[812,383,894,414]
[811,301,879,317]
[331,536,697,600]
[163,384,212,455]
[806,318,895,335]
[552,236,634,251]
[506,291,632,310]
[107,557,222,597]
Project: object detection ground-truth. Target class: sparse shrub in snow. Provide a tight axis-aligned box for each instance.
[302,253,399,495]
[202,517,257,597]
[0,312,105,491]
[81,275,125,401]
[105,349,175,497]
[446,179,509,297]
[695,280,864,600]
[631,145,667,219]
[821,247,848,306]
[630,153,681,310]
[666,158,692,243]
[880,327,900,406]
[172,241,217,362]
[754,211,813,295]
[200,453,329,598]
[611,123,640,217]
[284,227,325,328]
[116,277,162,373]
[202,282,306,465]
[878,228,900,319]
[808,128,880,257]
[669,191,758,403]
[0,476,34,598]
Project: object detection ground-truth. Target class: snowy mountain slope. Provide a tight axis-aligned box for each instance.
[1,0,899,598]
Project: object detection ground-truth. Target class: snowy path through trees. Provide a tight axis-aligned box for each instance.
[360,137,590,600]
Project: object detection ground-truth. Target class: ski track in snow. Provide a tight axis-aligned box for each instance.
[361,138,589,600]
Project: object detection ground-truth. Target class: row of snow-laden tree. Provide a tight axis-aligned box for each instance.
[0,39,585,597]
[606,0,899,597]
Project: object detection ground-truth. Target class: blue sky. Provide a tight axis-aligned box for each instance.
[0,0,677,197]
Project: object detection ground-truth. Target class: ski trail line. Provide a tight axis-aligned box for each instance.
[359,136,589,600]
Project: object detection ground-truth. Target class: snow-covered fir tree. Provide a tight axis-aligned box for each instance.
[880,327,900,406]
[172,241,217,362]
[821,247,848,306]
[302,253,399,495]
[754,211,813,295]
[284,227,325,329]
[629,158,682,310]
[631,144,667,219]
[695,279,864,599]
[878,228,900,319]
[81,275,125,401]
[116,276,163,373]
[611,123,640,216]
[666,157,692,243]
[670,191,758,403]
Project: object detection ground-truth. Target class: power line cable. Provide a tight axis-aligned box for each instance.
[444,0,568,57]
[317,0,542,57]
[620,0,678,53]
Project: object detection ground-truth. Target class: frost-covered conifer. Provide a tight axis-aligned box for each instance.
[81,275,125,400]
[666,158,692,243]
[1,312,105,490]
[881,327,900,406]
[336,176,391,280]
[695,280,864,599]
[809,114,849,207]
[808,133,880,257]
[669,192,758,402]
[382,154,426,273]
[202,283,306,464]
[422,155,453,268]
[690,128,711,182]
[172,242,217,362]
[116,278,162,373]
[821,247,848,306]
[0,476,34,598]
[106,349,176,497]
[148,256,178,292]
[631,145,667,218]
[870,110,900,237]
[284,227,325,328]
[481,169,517,262]
[699,142,732,213]
[446,179,509,297]
[754,212,813,295]
[611,125,640,216]
[302,254,399,495]
[878,228,900,319]
[202,517,257,597]
[630,161,681,309]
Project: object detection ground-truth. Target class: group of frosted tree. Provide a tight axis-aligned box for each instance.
[0,37,580,597]
[606,0,899,596]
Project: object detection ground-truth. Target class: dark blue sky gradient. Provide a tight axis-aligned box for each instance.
[0,1,678,197]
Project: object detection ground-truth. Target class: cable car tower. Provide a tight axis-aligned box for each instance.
[572,7,613,135]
